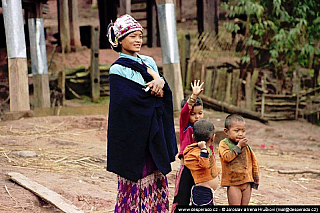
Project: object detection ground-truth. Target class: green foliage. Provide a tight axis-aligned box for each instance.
[222,0,320,73]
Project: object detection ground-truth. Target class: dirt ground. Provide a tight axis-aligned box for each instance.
[0,107,319,212]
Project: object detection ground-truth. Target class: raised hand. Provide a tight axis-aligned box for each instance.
[191,80,204,96]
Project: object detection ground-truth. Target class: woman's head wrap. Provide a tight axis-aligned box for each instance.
[107,14,143,48]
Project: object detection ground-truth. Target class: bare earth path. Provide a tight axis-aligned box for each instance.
[0,109,319,212]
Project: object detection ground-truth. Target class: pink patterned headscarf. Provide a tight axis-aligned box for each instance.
[107,14,143,48]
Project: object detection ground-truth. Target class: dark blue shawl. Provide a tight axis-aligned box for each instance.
[106,58,178,182]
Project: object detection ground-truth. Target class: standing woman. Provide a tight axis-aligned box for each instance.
[106,14,178,212]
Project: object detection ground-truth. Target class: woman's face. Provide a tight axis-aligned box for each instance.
[120,31,143,56]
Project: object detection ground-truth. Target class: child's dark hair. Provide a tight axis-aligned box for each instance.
[193,119,215,142]
[224,114,245,129]
[181,95,203,108]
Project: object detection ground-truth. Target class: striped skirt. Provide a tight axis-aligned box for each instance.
[114,170,169,213]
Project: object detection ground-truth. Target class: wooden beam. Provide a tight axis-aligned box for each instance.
[185,90,268,123]
[8,172,84,213]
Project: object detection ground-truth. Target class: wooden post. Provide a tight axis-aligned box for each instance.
[90,26,100,102]
[261,72,266,117]
[204,0,219,34]
[156,0,184,111]
[250,68,259,110]
[212,67,220,99]
[91,0,98,9]
[2,0,30,112]
[68,0,82,49]
[179,34,191,88]
[245,72,252,110]
[147,0,158,47]
[8,59,30,111]
[58,48,66,106]
[119,0,131,15]
[196,0,204,34]
[225,69,232,103]
[216,68,227,101]
[28,2,51,109]
[175,0,182,22]
[231,69,240,105]
[204,68,213,97]
[185,34,191,87]
[58,0,71,53]
[98,0,117,49]
[293,70,300,120]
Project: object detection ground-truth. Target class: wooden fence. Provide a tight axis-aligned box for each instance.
[178,32,320,122]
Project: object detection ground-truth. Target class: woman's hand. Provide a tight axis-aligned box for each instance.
[191,80,204,97]
[145,78,165,96]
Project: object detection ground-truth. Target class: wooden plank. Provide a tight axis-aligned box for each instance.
[278,169,320,175]
[8,172,84,213]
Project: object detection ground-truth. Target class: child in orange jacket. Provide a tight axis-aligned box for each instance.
[219,114,259,205]
[183,119,220,206]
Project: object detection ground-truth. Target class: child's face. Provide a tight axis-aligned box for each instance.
[189,105,204,124]
[224,121,246,143]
